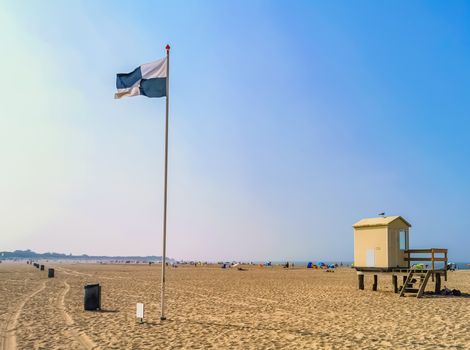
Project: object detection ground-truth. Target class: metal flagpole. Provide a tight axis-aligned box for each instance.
[160,44,170,321]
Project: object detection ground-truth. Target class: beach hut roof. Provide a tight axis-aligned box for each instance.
[352,215,411,228]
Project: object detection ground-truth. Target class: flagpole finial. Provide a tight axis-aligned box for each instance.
[166,44,171,51]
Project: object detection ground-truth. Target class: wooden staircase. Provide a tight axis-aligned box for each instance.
[399,270,432,298]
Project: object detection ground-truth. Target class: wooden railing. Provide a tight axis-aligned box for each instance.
[404,248,448,280]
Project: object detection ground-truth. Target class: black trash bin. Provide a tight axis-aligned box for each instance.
[48,268,55,278]
[40,265,44,271]
[84,284,101,311]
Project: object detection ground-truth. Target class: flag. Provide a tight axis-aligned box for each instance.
[115,57,167,99]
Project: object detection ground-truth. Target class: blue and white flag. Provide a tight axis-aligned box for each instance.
[115,57,167,99]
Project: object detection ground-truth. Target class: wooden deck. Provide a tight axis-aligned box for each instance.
[356,248,448,297]
[356,248,448,279]
[404,248,448,281]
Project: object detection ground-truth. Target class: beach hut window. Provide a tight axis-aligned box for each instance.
[399,229,407,250]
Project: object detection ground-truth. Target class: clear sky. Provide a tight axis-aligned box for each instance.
[1,1,470,261]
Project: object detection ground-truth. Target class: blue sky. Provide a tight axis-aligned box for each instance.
[1,1,469,261]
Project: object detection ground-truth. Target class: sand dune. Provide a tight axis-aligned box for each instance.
[1,263,470,349]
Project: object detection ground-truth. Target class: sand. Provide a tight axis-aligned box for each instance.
[1,262,470,349]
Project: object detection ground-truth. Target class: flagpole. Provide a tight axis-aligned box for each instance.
[160,44,170,321]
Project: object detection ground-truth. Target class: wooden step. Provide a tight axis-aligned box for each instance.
[399,269,433,298]
[399,270,415,297]
[417,270,432,298]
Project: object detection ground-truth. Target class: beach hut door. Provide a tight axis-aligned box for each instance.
[366,249,375,267]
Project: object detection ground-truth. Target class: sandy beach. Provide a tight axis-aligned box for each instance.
[1,262,470,349]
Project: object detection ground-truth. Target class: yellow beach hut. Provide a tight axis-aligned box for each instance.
[353,216,411,271]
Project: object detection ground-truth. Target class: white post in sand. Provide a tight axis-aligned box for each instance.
[136,302,144,323]
[160,44,170,321]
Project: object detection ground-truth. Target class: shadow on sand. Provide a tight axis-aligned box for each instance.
[86,309,119,313]
[423,293,470,299]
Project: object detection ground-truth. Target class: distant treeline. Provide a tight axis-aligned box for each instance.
[0,249,171,262]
